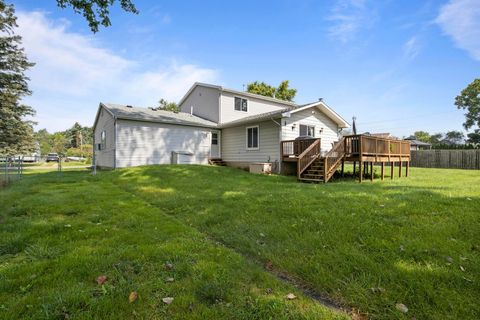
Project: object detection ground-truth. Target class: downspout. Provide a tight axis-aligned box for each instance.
[113,116,117,169]
[270,117,282,173]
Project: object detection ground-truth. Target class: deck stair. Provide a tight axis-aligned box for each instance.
[209,158,227,166]
[298,137,346,183]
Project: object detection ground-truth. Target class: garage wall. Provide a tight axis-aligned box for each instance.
[93,106,115,168]
[115,119,212,167]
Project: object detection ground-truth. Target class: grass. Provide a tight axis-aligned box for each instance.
[0,170,346,319]
[1,165,479,319]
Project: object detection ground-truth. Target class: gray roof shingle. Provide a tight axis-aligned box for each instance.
[101,103,218,128]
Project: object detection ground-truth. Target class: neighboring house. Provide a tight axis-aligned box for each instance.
[93,82,349,173]
[404,137,432,150]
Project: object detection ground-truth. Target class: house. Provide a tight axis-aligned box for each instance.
[404,137,432,150]
[93,82,349,174]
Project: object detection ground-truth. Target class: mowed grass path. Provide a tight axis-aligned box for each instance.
[112,165,480,319]
[0,171,347,319]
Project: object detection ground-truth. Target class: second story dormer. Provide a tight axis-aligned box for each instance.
[179,82,297,124]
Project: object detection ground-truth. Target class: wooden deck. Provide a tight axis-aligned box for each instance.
[280,135,411,183]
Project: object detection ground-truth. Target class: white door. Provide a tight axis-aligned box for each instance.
[210,130,221,158]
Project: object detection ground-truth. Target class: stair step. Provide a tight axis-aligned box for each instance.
[298,177,324,182]
[303,174,324,179]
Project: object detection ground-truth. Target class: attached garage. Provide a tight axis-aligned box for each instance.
[93,103,218,169]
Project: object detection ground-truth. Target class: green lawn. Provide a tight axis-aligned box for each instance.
[1,165,479,319]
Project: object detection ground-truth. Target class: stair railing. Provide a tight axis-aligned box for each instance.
[323,137,346,182]
[297,139,321,179]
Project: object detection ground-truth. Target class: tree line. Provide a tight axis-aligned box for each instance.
[408,130,478,149]
[35,123,93,158]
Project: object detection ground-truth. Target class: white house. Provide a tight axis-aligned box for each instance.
[93,82,349,174]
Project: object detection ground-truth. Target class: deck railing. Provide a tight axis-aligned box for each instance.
[297,139,321,178]
[324,137,346,181]
[281,138,319,158]
[344,135,410,158]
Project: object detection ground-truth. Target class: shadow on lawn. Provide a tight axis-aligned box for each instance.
[111,165,480,319]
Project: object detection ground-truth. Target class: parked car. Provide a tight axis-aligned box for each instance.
[45,153,60,162]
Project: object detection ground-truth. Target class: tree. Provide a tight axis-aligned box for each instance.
[246,80,297,102]
[56,0,138,33]
[52,133,67,154]
[429,133,443,145]
[442,130,464,145]
[35,128,53,155]
[246,81,276,98]
[413,131,431,143]
[455,79,480,130]
[466,129,480,146]
[0,1,36,156]
[155,98,179,112]
[275,80,297,102]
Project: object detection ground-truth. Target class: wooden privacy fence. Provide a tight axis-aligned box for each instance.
[411,150,480,169]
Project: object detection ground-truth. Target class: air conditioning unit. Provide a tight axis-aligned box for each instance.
[249,163,272,174]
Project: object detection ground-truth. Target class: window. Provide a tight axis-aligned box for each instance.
[246,126,259,149]
[211,132,218,145]
[100,130,106,150]
[234,97,248,112]
[300,124,315,137]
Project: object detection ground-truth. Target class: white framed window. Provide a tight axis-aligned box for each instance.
[300,124,315,137]
[246,126,259,150]
[211,132,218,145]
[100,130,106,150]
[235,97,248,112]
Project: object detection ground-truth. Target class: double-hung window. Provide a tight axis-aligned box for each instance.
[235,97,248,112]
[246,126,259,150]
[300,124,315,137]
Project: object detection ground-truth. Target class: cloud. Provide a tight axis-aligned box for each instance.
[15,11,218,131]
[326,0,375,43]
[436,0,480,60]
[403,36,421,61]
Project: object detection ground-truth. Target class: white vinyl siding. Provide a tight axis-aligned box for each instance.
[94,107,115,168]
[115,119,212,168]
[220,91,291,123]
[282,107,339,153]
[222,120,280,164]
[179,85,220,123]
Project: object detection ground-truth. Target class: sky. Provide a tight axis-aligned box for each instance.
[9,0,480,137]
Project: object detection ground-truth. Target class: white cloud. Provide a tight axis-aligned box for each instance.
[436,0,480,60]
[16,11,218,131]
[326,0,375,43]
[403,36,421,61]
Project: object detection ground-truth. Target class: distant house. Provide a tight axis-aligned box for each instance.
[404,137,432,150]
[93,82,349,173]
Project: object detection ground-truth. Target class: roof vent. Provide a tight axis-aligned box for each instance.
[318,98,323,102]
[126,105,133,108]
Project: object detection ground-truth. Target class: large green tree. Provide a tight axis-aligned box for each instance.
[56,0,138,33]
[0,1,36,156]
[466,129,480,146]
[442,130,464,145]
[455,79,480,130]
[413,131,431,143]
[247,80,297,102]
[154,98,179,112]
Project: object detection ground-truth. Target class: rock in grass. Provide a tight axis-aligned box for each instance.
[96,275,107,285]
[165,277,174,283]
[129,291,138,303]
[162,297,174,304]
[395,303,408,313]
[286,293,297,300]
[164,262,174,270]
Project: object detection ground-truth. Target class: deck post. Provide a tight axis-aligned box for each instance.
[390,161,394,179]
[381,162,384,180]
[359,160,363,183]
[353,161,356,175]
[406,160,409,177]
[341,159,345,177]
[399,160,402,178]
[370,162,373,181]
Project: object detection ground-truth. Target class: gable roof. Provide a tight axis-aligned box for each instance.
[96,103,218,128]
[218,101,350,128]
[178,82,298,108]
